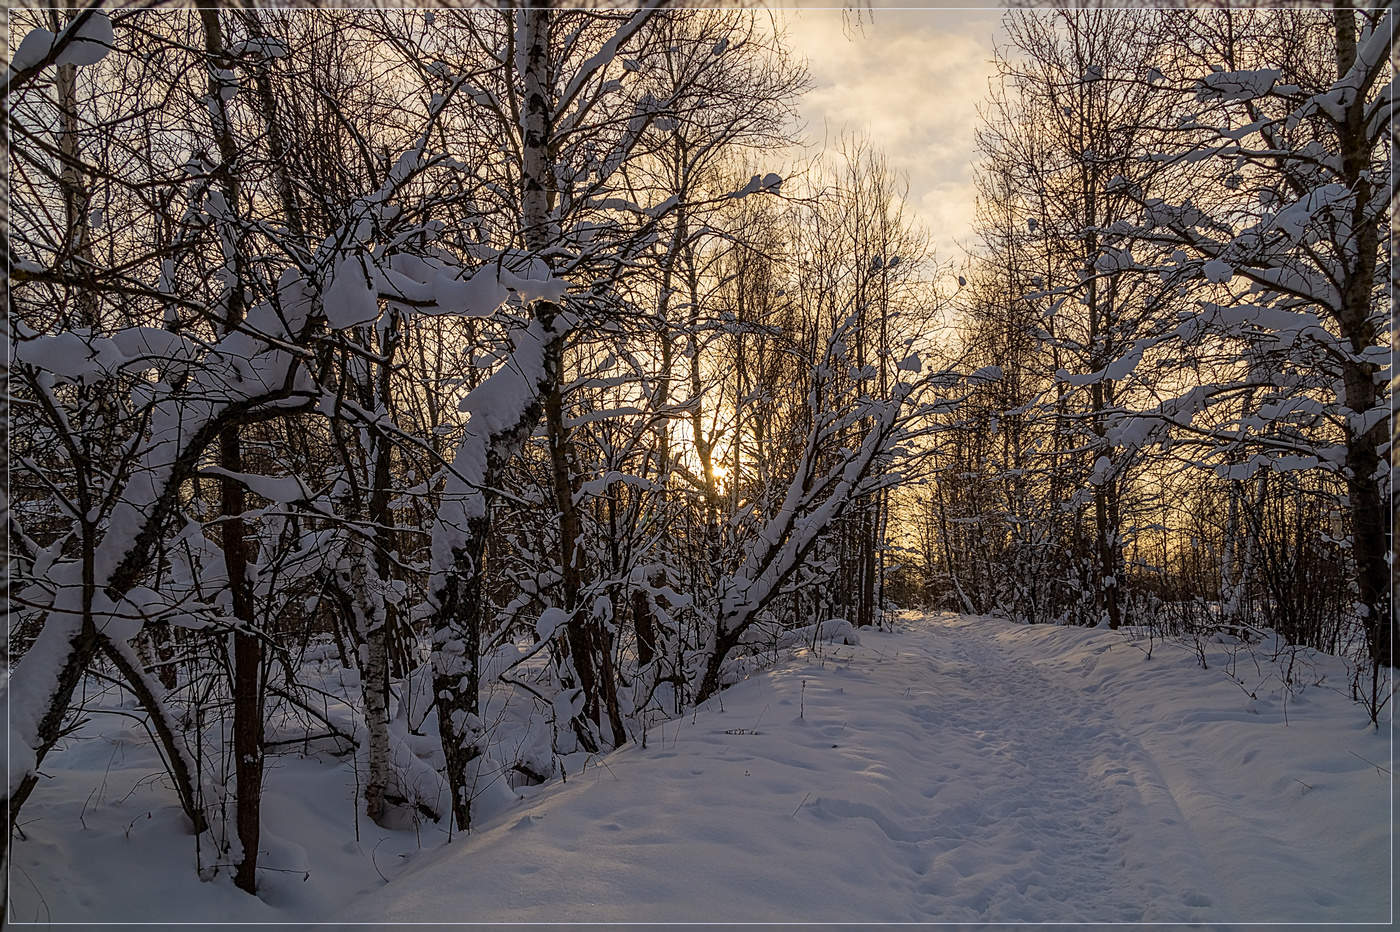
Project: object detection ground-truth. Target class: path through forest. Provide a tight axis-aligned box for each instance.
[343,615,1390,925]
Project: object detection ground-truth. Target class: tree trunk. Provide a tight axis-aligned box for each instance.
[428,0,569,833]
[199,6,263,894]
[360,312,402,825]
[221,427,263,895]
[546,352,605,750]
[1333,7,1391,666]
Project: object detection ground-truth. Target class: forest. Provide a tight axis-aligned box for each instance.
[2,2,1392,924]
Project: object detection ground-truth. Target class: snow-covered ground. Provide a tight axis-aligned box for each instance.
[9,614,1392,925]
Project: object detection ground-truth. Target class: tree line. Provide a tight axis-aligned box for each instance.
[916,4,1391,714]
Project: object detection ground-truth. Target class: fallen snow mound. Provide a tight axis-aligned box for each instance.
[777,617,861,648]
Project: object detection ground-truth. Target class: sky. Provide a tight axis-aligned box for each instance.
[780,6,1007,267]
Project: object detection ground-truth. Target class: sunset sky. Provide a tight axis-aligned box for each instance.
[782,5,1007,268]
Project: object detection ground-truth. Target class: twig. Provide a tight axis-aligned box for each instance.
[369,837,390,883]
[1349,750,1391,776]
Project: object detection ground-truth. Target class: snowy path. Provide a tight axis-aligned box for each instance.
[343,614,1391,925]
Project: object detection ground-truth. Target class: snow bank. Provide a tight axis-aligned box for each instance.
[781,617,861,648]
[9,615,1388,924]
[340,615,1388,923]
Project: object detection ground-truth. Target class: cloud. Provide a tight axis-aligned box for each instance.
[781,9,1001,262]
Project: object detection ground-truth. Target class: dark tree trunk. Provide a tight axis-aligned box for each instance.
[221,429,263,895]
[1333,6,1391,666]
[198,5,263,893]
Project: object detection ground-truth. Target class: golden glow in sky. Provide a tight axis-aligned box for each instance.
[780,6,1004,268]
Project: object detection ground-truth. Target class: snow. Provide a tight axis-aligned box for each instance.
[968,364,1002,383]
[13,331,120,383]
[429,266,512,315]
[1202,258,1234,283]
[429,317,552,593]
[204,467,310,504]
[1267,183,1351,240]
[9,614,1389,924]
[729,173,784,198]
[14,327,203,383]
[499,262,568,304]
[1198,69,1281,103]
[6,289,319,803]
[739,617,861,649]
[229,37,288,60]
[377,254,563,317]
[536,606,568,641]
[353,616,1392,924]
[321,255,380,329]
[1060,347,1144,386]
[775,617,861,648]
[9,13,113,72]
